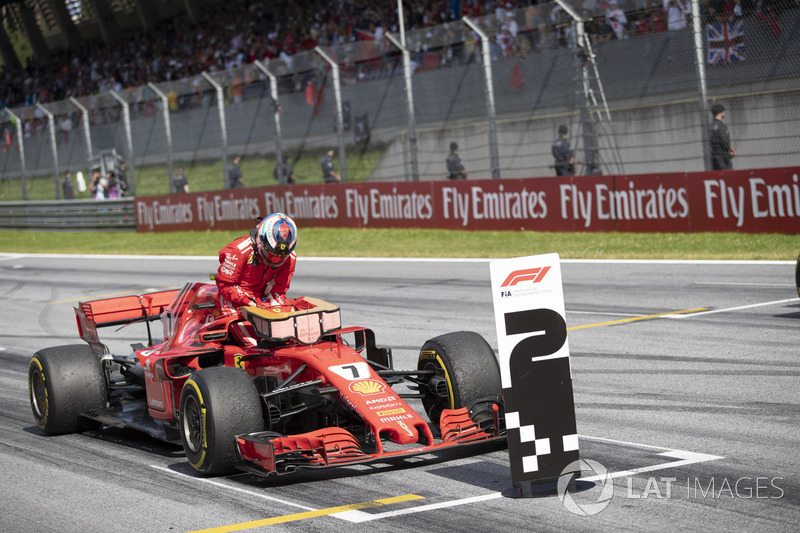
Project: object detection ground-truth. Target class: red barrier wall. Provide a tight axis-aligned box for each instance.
[135,167,800,233]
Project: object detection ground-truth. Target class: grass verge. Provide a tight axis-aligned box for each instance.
[0,229,796,260]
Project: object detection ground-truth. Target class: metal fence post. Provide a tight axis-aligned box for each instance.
[692,0,711,171]
[69,97,93,179]
[147,83,174,185]
[109,90,136,196]
[386,32,419,182]
[463,17,500,179]
[36,103,60,199]
[314,46,347,183]
[4,108,26,200]
[254,60,284,179]
[201,72,229,188]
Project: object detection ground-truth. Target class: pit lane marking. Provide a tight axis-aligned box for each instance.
[188,494,424,533]
[663,298,799,318]
[332,436,724,523]
[566,307,708,331]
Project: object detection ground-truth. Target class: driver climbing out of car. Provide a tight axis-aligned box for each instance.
[214,212,298,346]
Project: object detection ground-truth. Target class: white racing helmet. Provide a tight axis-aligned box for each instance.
[255,213,297,265]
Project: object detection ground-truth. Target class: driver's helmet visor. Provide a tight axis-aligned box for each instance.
[262,250,288,266]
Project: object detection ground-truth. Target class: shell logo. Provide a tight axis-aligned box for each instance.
[349,379,386,396]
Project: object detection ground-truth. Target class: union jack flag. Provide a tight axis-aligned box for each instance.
[707,21,745,65]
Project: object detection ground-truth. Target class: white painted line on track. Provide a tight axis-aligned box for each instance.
[559,258,795,265]
[148,432,723,524]
[579,434,671,451]
[0,253,794,265]
[580,450,725,483]
[333,435,724,523]
[664,298,799,318]
[694,282,795,288]
[333,493,504,523]
[149,465,315,511]
[0,253,218,261]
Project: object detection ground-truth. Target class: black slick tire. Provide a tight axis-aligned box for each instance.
[28,344,106,435]
[179,366,263,475]
[417,331,501,429]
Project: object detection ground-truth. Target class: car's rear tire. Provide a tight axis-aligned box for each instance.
[417,331,502,430]
[28,344,106,435]
[179,366,263,475]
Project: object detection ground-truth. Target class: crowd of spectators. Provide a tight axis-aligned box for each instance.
[0,0,460,111]
[0,0,794,120]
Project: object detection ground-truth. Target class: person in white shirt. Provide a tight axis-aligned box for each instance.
[664,0,690,31]
[605,0,628,40]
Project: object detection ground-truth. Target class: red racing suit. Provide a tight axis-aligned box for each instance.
[214,235,296,316]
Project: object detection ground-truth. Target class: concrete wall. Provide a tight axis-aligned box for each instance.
[372,91,800,182]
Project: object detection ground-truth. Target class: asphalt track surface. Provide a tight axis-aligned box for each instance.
[0,253,798,533]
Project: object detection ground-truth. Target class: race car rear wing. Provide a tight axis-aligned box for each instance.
[75,289,181,354]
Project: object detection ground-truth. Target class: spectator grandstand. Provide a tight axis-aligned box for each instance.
[0,0,797,195]
[1,0,792,110]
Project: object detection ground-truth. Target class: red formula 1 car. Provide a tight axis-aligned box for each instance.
[28,283,505,476]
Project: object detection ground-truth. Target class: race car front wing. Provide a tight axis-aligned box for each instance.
[235,406,504,476]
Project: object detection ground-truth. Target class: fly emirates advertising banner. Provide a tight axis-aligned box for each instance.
[135,167,799,233]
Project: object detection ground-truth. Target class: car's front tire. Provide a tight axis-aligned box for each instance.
[179,366,264,475]
[28,344,106,435]
[417,331,502,430]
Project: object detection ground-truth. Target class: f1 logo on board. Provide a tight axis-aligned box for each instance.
[501,266,551,287]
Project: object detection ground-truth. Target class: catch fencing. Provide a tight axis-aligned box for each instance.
[0,1,798,200]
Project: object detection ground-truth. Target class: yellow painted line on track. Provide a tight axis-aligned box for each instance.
[567,307,708,331]
[188,494,424,533]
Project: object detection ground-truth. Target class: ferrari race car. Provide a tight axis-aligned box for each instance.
[28,282,505,476]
